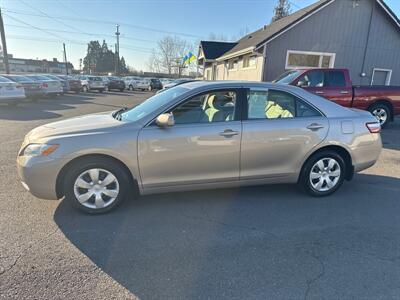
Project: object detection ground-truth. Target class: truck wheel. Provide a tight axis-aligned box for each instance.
[63,157,131,214]
[299,150,346,197]
[369,103,391,128]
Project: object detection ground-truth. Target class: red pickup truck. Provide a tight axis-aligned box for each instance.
[274,68,400,127]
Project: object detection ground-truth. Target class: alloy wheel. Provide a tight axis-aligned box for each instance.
[309,158,341,192]
[73,168,120,209]
[372,108,388,125]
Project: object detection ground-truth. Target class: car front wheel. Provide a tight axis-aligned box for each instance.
[299,150,345,197]
[63,157,131,214]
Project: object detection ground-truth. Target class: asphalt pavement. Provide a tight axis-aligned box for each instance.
[0,91,399,300]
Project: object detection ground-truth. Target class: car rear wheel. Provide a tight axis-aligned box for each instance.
[63,157,131,214]
[299,150,345,197]
[369,103,391,128]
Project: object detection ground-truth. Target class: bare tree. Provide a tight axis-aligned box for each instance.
[148,36,194,76]
[271,0,291,23]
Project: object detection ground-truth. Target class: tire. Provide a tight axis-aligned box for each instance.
[82,85,88,93]
[368,103,391,128]
[99,89,104,93]
[63,157,131,214]
[299,150,346,197]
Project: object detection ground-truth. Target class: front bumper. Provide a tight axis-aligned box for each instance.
[17,155,66,200]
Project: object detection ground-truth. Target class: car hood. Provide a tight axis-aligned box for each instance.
[25,112,122,142]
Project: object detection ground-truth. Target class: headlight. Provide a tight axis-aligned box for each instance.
[20,143,59,157]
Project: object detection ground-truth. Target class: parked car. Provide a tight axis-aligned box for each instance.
[274,68,400,127]
[44,74,70,93]
[17,81,382,214]
[25,75,63,97]
[56,75,82,93]
[0,75,25,105]
[123,76,141,91]
[100,76,110,91]
[106,76,126,92]
[157,78,198,93]
[136,78,162,91]
[2,74,44,100]
[78,75,106,93]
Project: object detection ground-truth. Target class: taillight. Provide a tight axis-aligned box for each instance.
[366,122,381,133]
[42,83,48,88]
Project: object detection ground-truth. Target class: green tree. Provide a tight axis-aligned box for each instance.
[119,56,128,74]
[271,0,291,23]
[83,41,102,73]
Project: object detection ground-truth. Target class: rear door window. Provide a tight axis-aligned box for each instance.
[324,71,346,87]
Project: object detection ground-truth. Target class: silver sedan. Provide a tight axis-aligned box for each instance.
[17,81,382,214]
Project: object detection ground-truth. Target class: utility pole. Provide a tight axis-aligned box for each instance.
[0,8,10,74]
[63,43,68,75]
[115,24,120,75]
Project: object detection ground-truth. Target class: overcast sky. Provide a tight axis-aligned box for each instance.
[2,0,400,71]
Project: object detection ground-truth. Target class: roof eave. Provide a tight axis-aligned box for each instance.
[216,47,255,62]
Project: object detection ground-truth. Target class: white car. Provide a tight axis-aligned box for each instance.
[0,75,25,105]
[78,75,106,93]
[25,75,63,97]
[123,76,141,91]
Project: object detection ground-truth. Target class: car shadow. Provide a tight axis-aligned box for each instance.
[54,173,400,299]
[0,94,95,121]
[381,117,400,150]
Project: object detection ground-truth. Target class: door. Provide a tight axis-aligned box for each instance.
[296,70,352,107]
[138,89,243,190]
[371,69,392,86]
[241,88,328,179]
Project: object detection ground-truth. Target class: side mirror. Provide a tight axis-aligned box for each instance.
[156,113,175,127]
[297,81,308,87]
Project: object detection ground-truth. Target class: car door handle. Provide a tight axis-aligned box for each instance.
[307,123,324,131]
[315,91,324,94]
[340,90,349,94]
[219,129,239,137]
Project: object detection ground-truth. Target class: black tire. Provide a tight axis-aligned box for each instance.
[368,103,391,128]
[63,157,131,214]
[299,150,346,197]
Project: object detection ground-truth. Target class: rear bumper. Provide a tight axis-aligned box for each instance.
[352,134,382,172]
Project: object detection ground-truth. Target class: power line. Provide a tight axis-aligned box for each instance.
[1,7,202,38]
[17,0,88,35]
[5,23,159,44]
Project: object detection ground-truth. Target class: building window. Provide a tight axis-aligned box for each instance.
[286,50,335,69]
[228,59,238,70]
[243,55,257,68]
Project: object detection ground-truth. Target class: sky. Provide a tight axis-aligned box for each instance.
[2,0,400,72]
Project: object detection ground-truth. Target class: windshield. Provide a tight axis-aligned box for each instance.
[120,86,189,122]
[273,70,302,84]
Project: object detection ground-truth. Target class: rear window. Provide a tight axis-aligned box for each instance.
[325,71,346,87]
[0,76,12,83]
[89,77,102,81]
